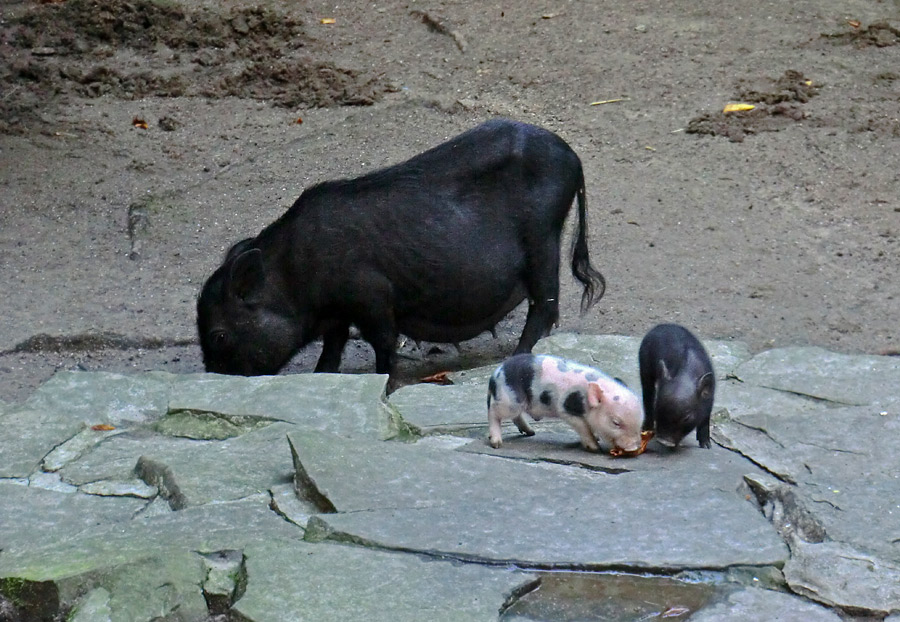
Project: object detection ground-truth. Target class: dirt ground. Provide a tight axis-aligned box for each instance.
[1,0,898,405]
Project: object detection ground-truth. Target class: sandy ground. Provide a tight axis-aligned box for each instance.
[1,0,898,404]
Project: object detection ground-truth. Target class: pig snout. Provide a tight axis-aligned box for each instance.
[615,433,643,453]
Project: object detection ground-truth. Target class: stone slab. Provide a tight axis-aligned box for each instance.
[59,422,296,507]
[22,370,173,425]
[689,586,843,621]
[388,381,490,436]
[167,372,401,439]
[233,540,537,622]
[290,431,787,570]
[0,407,85,478]
[733,346,900,406]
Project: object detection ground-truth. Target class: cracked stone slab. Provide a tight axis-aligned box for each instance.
[0,482,144,556]
[67,552,209,622]
[232,539,537,621]
[388,381,490,436]
[733,346,900,406]
[289,430,786,570]
[714,379,827,422]
[713,404,900,561]
[59,422,297,508]
[688,586,842,621]
[0,406,85,478]
[68,587,112,622]
[167,372,401,439]
[0,493,301,582]
[784,539,900,615]
[22,370,173,425]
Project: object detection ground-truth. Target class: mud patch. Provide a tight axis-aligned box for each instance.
[686,70,818,142]
[502,573,716,621]
[822,21,900,48]
[0,0,394,133]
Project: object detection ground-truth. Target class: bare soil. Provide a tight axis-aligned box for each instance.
[1,0,898,404]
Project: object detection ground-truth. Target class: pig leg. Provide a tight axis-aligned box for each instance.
[512,414,535,437]
[488,401,512,448]
[314,322,350,373]
[352,275,400,375]
[561,414,600,452]
[513,242,561,354]
[696,419,711,449]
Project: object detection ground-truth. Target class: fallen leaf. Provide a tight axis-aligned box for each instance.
[610,430,654,458]
[847,19,861,29]
[723,103,755,113]
[320,17,336,24]
[420,371,453,385]
[91,424,116,431]
[295,117,303,124]
[132,117,148,129]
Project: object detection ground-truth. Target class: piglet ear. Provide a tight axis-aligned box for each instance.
[658,359,672,381]
[697,372,714,400]
[227,248,265,302]
[587,382,605,408]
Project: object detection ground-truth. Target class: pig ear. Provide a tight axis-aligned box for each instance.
[697,372,714,400]
[227,249,265,302]
[587,382,605,408]
[657,359,672,381]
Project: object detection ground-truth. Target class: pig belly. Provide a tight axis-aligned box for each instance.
[397,286,526,343]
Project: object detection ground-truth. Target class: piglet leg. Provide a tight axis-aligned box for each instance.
[512,415,536,437]
[563,416,600,452]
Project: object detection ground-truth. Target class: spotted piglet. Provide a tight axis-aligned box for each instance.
[487,353,644,453]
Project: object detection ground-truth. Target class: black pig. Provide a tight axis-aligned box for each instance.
[197,119,605,376]
[638,323,715,448]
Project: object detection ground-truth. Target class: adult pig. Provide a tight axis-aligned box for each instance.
[487,353,644,453]
[197,119,605,376]
[638,323,715,448]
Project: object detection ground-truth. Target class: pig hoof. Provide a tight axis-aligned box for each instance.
[488,438,502,449]
[523,430,536,437]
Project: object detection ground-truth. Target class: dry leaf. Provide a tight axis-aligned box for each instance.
[295,117,303,124]
[847,19,861,29]
[723,103,755,113]
[420,371,453,385]
[320,17,336,24]
[589,98,628,106]
[91,424,116,431]
[132,117,148,129]
[610,430,654,458]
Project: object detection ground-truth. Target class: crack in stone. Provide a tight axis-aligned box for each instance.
[743,475,826,544]
[304,516,785,574]
[715,442,796,485]
[794,440,866,456]
[729,419,786,449]
[287,436,337,514]
[758,384,862,407]
[134,456,187,510]
[485,453,632,475]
